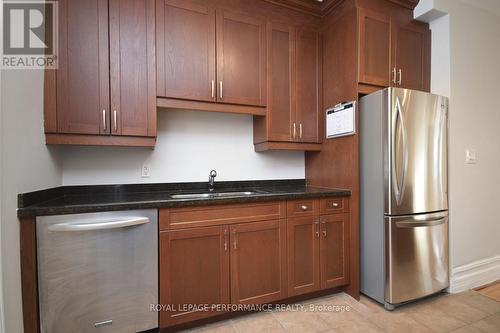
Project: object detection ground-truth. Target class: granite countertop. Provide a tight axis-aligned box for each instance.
[17,179,351,217]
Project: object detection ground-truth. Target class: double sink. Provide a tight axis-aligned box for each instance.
[170,190,269,200]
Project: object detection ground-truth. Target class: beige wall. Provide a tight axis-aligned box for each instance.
[418,0,500,289]
[0,70,62,333]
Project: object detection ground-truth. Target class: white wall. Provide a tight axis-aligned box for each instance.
[0,70,62,333]
[61,109,305,185]
[417,0,500,291]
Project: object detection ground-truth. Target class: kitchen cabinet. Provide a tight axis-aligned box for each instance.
[287,216,320,296]
[156,0,216,102]
[216,10,267,106]
[286,199,349,296]
[357,7,430,92]
[230,220,287,304]
[320,213,350,288]
[253,23,321,151]
[44,0,156,147]
[159,226,230,326]
[156,1,266,111]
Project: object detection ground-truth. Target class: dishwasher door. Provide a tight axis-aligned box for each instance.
[385,211,449,305]
[37,210,158,333]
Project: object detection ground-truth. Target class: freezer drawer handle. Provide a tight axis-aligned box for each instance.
[395,218,446,228]
[48,217,150,232]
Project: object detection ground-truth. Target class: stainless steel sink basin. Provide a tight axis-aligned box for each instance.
[170,191,266,199]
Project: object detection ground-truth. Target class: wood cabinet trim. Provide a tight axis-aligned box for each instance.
[157,97,267,116]
[254,141,322,152]
[45,134,156,147]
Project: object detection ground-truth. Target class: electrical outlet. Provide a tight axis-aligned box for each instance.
[141,164,151,178]
[465,149,477,164]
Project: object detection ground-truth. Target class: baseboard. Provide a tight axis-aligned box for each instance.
[449,255,500,293]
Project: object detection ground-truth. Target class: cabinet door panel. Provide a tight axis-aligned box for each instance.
[296,29,321,143]
[287,217,320,296]
[157,0,216,101]
[267,23,294,142]
[109,0,156,137]
[320,213,349,289]
[230,220,286,304]
[160,226,229,327]
[395,23,430,91]
[56,0,109,135]
[358,8,392,87]
[217,10,266,106]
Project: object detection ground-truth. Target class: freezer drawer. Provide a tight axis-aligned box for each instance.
[385,211,449,305]
[37,210,158,333]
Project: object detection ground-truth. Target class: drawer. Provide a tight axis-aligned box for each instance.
[320,197,347,215]
[286,199,319,218]
[160,201,286,230]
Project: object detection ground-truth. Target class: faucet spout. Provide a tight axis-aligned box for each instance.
[208,170,217,192]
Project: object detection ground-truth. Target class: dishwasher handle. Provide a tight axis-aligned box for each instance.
[48,217,150,232]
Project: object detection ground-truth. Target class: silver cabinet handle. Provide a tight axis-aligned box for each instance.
[113,110,117,132]
[301,205,308,211]
[293,123,296,139]
[392,67,397,84]
[48,217,149,232]
[211,80,215,99]
[224,228,228,251]
[322,222,327,237]
[233,230,238,250]
[332,202,339,208]
[102,109,107,131]
[314,220,320,238]
[398,69,402,85]
[299,123,303,139]
[219,81,223,99]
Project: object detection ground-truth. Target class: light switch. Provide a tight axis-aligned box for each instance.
[141,164,151,177]
[465,149,477,164]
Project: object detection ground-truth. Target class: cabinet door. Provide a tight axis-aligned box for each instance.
[267,23,295,142]
[109,0,156,137]
[156,0,216,101]
[56,0,109,135]
[320,213,349,289]
[287,217,320,296]
[295,29,321,143]
[358,8,392,87]
[159,226,230,327]
[230,220,287,304]
[216,10,266,106]
[394,22,431,91]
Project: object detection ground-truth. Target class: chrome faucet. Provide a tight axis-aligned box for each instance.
[208,170,217,192]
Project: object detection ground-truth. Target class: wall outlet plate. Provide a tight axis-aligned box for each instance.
[141,164,151,177]
[465,149,477,164]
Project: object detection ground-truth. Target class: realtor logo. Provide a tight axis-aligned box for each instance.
[2,1,58,69]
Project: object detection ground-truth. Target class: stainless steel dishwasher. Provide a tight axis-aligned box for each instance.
[37,209,158,333]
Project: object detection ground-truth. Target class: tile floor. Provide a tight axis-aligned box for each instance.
[182,290,500,333]
[476,282,500,302]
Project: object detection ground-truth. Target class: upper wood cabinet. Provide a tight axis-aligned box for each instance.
[253,23,321,151]
[45,0,156,147]
[216,10,267,106]
[156,2,266,108]
[156,0,216,102]
[357,7,430,92]
[358,8,392,87]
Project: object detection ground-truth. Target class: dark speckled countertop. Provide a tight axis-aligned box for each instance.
[17,179,351,217]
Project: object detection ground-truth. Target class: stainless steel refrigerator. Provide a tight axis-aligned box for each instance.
[360,87,449,310]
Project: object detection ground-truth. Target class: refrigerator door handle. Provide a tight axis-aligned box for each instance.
[395,218,446,228]
[391,97,409,206]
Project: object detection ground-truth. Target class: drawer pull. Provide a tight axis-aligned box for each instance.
[301,205,308,211]
[332,202,339,208]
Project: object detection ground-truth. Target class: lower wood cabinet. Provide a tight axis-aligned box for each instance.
[230,220,287,305]
[287,213,349,297]
[159,226,230,326]
[159,197,349,328]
